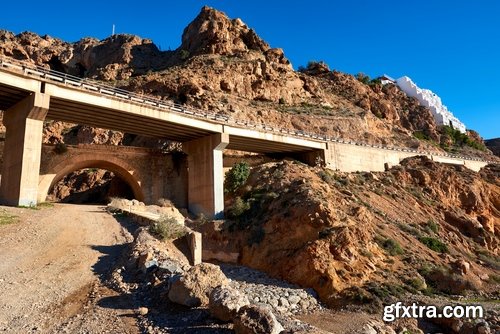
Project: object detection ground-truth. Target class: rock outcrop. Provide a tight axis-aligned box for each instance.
[212,157,499,307]
[168,263,229,307]
[180,6,270,57]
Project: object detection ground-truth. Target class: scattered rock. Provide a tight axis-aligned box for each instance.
[136,307,149,316]
[168,263,228,307]
[233,305,283,334]
[137,251,155,273]
[209,285,250,322]
[453,259,471,275]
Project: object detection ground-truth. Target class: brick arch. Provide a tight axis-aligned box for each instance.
[38,154,145,203]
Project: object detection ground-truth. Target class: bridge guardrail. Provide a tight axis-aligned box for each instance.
[0,56,494,163]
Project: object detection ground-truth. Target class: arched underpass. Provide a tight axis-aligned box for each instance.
[39,144,188,208]
[39,158,145,205]
[48,168,136,204]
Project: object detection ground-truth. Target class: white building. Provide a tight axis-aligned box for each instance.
[379,74,395,85]
[395,76,466,133]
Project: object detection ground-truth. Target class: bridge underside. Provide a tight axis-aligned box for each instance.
[47,97,214,142]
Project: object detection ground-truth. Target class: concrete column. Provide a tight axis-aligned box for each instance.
[0,93,49,206]
[183,133,229,219]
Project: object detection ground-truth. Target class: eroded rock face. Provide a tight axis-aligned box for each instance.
[214,157,499,307]
[0,30,170,80]
[168,263,228,307]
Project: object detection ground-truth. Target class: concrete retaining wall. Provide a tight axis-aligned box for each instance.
[324,142,489,172]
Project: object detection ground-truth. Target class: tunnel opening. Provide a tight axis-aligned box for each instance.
[47,168,135,204]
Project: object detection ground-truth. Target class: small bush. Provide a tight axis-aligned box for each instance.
[179,49,190,60]
[488,274,500,284]
[419,236,448,253]
[413,131,430,141]
[408,277,427,291]
[376,236,404,256]
[149,216,187,240]
[318,170,334,184]
[196,213,209,225]
[356,72,371,85]
[426,220,439,234]
[225,162,250,193]
[278,97,286,105]
[227,196,250,219]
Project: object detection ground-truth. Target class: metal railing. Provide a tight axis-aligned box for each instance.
[0,56,493,163]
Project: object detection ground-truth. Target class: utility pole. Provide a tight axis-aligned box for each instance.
[112,24,115,36]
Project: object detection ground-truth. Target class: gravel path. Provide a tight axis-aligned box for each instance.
[0,204,137,333]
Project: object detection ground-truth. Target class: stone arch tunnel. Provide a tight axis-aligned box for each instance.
[38,144,188,208]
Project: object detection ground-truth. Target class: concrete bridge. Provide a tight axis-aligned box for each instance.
[0,57,492,217]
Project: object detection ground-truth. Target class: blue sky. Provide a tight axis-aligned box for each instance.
[1,1,498,138]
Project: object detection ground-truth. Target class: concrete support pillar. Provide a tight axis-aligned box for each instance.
[0,93,49,206]
[183,133,229,219]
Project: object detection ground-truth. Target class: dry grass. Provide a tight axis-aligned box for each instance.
[0,210,18,225]
[149,215,188,240]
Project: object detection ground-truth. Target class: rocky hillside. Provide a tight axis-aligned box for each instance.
[0,6,495,160]
[210,157,499,311]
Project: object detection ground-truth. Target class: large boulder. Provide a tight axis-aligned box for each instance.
[208,285,250,322]
[233,305,283,334]
[168,263,228,307]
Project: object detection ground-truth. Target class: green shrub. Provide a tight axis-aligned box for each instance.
[441,125,486,151]
[376,236,404,256]
[419,236,448,253]
[413,131,430,141]
[225,162,250,193]
[227,196,250,219]
[408,277,427,291]
[356,72,371,85]
[179,49,190,60]
[149,216,187,240]
[426,220,439,234]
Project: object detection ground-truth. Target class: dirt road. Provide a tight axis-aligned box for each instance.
[0,204,138,333]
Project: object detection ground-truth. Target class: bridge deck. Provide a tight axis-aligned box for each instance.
[0,65,324,154]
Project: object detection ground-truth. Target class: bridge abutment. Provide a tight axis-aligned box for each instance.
[0,93,49,206]
[183,133,229,219]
